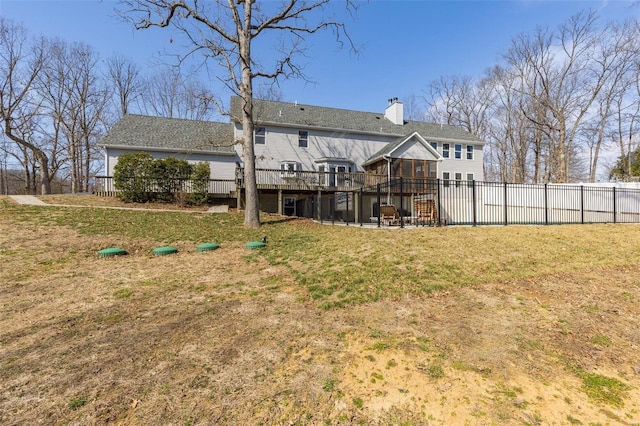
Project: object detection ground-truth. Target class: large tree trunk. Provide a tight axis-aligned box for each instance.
[4,120,52,194]
[240,1,260,229]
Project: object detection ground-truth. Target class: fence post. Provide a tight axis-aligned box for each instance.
[544,183,548,225]
[376,184,381,227]
[504,182,508,226]
[580,185,585,224]
[399,177,404,228]
[472,180,477,227]
[436,179,442,226]
[613,186,617,224]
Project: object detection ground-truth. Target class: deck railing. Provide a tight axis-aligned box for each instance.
[93,176,236,197]
[244,168,388,191]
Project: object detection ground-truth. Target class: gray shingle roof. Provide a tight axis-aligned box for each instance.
[99,114,236,155]
[230,96,483,144]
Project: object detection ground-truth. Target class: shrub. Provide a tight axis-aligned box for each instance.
[189,162,210,206]
[149,157,193,203]
[113,152,155,203]
[113,153,201,204]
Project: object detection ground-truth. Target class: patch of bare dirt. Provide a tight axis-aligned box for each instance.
[1,218,639,425]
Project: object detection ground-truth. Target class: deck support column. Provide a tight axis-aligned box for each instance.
[277,189,283,215]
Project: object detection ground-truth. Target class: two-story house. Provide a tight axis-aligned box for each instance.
[99,96,484,220]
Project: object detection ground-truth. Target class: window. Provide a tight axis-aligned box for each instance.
[455,144,462,159]
[401,159,412,177]
[280,162,300,177]
[467,173,474,188]
[443,171,450,187]
[298,130,308,148]
[442,143,450,158]
[427,162,437,177]
[455,172,462,187]
[466,145,474,160]
[430,142,438,151]
[254,127,265,144]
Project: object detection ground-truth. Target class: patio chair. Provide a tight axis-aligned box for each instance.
[380,204,401,226]
[415,199,437,226]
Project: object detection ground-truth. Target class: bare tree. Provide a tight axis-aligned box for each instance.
[106,54,143,118]
[119,0,356,228]
[504,11,614,182]
[403,93,425,121]
[140,67,215,120]
[0,18,53,194]
[40,40,108,192]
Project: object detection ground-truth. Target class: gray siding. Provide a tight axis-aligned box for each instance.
[105,148,238,180]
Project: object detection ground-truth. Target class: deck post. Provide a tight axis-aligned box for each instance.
[317,188,322,223]
[236,188,242,211]
[359,188,363,226]
[278,190,283,215]
[345,190,349,226]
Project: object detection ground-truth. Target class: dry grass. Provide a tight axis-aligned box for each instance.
[1,196,640,425]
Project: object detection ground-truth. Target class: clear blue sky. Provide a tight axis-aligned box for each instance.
[1,0,638,115]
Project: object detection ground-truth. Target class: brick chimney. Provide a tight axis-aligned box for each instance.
[384,97,404,125]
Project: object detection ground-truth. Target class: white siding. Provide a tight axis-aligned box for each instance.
[436,143,484,181]
[234,123,485,180]
[235,122,392,171]
[393,138,439,161]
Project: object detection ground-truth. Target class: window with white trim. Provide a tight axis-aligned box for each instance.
[455,172,462,187]
[442,143,450,158]
[430,142,438,151]
[443,171,450,187]
[254,127,265,144]
[455,144,462,159]
[467,173,474,187]
[466,145,474,160]
[280,162,301,177]
[298,130,308,148]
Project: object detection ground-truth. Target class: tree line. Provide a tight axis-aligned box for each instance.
[3,8,638,198]
[422,11,640,183]
[0,17,217,195]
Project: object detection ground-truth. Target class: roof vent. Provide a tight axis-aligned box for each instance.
[300,107,305,111]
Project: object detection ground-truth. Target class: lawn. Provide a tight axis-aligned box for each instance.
[1,196,639,425]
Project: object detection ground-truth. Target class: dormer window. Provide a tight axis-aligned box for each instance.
[298,130,308,148]
[254,126,265,144]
